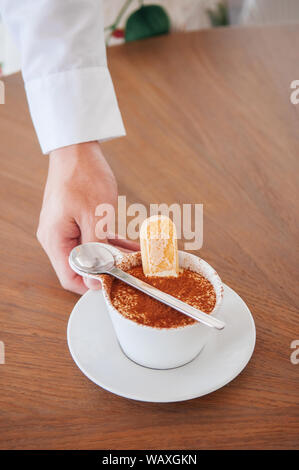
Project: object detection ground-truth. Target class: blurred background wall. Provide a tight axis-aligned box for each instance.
[0,0,299,76]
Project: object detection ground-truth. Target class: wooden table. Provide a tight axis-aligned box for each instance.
[0,26,298,450]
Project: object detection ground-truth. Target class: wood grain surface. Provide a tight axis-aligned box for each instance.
[0,26,298,449]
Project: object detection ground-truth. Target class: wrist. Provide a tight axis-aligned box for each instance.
[47,141,116,191]
[50,141,99,162]
[48,142,108,178]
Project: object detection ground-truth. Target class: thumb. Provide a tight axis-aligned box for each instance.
[80,216,106,291]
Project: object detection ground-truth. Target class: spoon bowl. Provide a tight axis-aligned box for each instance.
[69,242,115,274]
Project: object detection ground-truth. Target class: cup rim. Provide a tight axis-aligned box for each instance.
[100,250,224,331]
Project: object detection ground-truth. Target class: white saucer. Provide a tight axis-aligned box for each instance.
[67,285,256,403]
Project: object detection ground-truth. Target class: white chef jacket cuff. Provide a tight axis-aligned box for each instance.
[25,66,126,154]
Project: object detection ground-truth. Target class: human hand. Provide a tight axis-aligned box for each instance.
[37,142,139,295]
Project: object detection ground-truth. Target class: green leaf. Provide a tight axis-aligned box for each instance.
[125,5,170,42]
[207,1,230,27]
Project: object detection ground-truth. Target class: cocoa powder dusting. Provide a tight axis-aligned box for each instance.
[110,266,216,328]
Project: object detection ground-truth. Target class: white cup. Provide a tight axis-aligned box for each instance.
[100,249,223,369]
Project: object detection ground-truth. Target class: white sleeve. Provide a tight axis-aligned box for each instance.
[0,0,126,154]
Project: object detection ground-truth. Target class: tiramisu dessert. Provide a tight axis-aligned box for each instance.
[105,215,216,329]
[110,263,216,328]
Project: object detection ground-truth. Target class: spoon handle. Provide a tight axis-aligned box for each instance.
[109,267,225,330]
